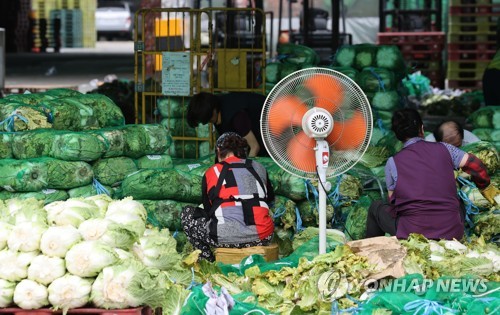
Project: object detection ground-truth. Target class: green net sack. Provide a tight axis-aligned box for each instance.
[279,63,301,81]
[354,44,378,70]
[0,159,49,192]
[43,88,82,99]
[469,106,500,129]
[88,128,126,158]
[0,133,13,159]
[67,184,114,198]
[265,62,281,84]
[77,94,125,128]
[169,140,211,159]
[358,145,391,169]
[370,90,401,111]
[176,170,203,203]
[41,98,99,130]
[140,199,194,232]
[121,168,199,201]
[333,45,356,67]
[52,132,107,162]
[358,67,397,93]
[45,158,94,189]
[160,118,196,137]
[156,96,189,118]
[11,129,57,159]
[0,101,52,131]
[122,124,172,159]
[327,66,359,82]
[461,141,499,174]
[273,226,294,256]
[376,45,406,72]
[345,195,372,240]
[277,43,320,66]
[269,195,297,231]
[2,92,52,105]
[296,198,336,227]
[0,189,69,204]
[93,157,138,186]
[173,157,213,174]
[135,154,173,169]
[267,164,307,201]
[471,128,496,142]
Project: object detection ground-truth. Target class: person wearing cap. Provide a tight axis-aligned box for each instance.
[187,92,269,157]
[482,19,500,105]
[366,109,498,240]
[181,132,275,261]
[425,120,480,148]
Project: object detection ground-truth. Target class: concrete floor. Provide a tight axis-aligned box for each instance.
[4,41,135,91]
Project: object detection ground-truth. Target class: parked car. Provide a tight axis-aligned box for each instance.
[95,1,133,40]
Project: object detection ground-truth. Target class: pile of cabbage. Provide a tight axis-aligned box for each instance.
[0,196,190,313]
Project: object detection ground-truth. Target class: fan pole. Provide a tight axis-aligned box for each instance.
[315,140,331,254]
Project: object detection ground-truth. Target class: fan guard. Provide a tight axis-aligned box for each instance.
[261,67,373,179]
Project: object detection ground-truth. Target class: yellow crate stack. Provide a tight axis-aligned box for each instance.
[31,0,58,51]
[81,0,97,48]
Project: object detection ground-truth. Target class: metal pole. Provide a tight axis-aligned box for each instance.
[0,28,5,93]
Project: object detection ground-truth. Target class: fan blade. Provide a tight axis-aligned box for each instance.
[304,74,344,113]
[326,111,367,150]
[268,95,308,135]
[287,131,317,173]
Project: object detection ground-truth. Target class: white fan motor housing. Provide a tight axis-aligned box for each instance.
[302,107,334,139]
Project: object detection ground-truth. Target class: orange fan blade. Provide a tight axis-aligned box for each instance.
[304,74,344,113]
[268,95,308,135]
[287,131,317,173]
[326,111,367,150]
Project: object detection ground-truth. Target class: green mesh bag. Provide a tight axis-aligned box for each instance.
[273,226,294,257]
[472,128,494,142]
[354,44,378,70]
[0,101,52,131]
[0,133,13,159]
[327,66,359,82]
[45,158,94,189]
[67,184,114,198]
[0,189,69,204]
[371,90,400,111]
[2,93,52,105]
[135,154,173,169]
[376,45,406,72]
[43,88,82,99]
[169,140,211,159]
[269,195,297,231]
[160,118,197,137]
[11,129,57,159]
[267,164,307,201]
[357,67,396,93]
[0,158,49,192]
[51,131,106,161]
[279,63,301,81]
[277,43,320,66]
[333,45,356,67]
[265,62,281,84]
[156,96,189,118]
[77,93,125,127]
[345,195,372,240]
[140,199,194,232]
[469,106,500,129]
[122,124,172,158]
[41,97,99,130]
[121,168,200,202]
[93,157,138,186]
[88,128,125,158]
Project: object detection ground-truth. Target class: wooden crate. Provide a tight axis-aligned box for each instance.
[215,243,279,264]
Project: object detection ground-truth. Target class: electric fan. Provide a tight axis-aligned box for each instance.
[261,68,373,254]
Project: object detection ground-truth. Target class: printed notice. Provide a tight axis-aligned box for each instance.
[162,52,190,96]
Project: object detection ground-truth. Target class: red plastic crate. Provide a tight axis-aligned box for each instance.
[0,307,152,315]
[449,5,500,14]
[402,51,443,61]
[377,32,445,45]
[447,42,497,51]
[399,43,445,52]
[447,50,497,61]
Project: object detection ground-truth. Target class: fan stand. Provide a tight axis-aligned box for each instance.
[315,139,332,254]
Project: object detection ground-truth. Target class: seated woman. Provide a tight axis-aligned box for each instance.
[366,109,498,240]
[181,132,275,261]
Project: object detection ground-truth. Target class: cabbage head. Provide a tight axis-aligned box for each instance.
[13,279,49,310]
[7,221,47,252]
[132,228,181,270]
[0,279,16,307]
[40,225,82,258]
[79,218,137,250]
[48,274,93,313]
[45,199,101,228]
[65,240,118,278]
[0,250,38,282]
[27,255,66,286]
[0,222,13,250]
[106,197,147,237]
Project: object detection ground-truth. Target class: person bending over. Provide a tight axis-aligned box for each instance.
[181,132,275,261]
[425,120,480,147]
[187,92,269,157]
[366,109,498,240]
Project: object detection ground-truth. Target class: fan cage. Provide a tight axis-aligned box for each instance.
[261,67,373,179]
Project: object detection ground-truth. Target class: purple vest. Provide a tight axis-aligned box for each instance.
[392,141,464,240]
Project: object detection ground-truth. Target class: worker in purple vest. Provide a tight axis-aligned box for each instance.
[366,108,499,240]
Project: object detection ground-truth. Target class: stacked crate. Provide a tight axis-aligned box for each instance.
[378,0,446,87]
[31,0,58,52]
[378,32,446,87]
[446,0,500,89]
[57,0,97,48]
